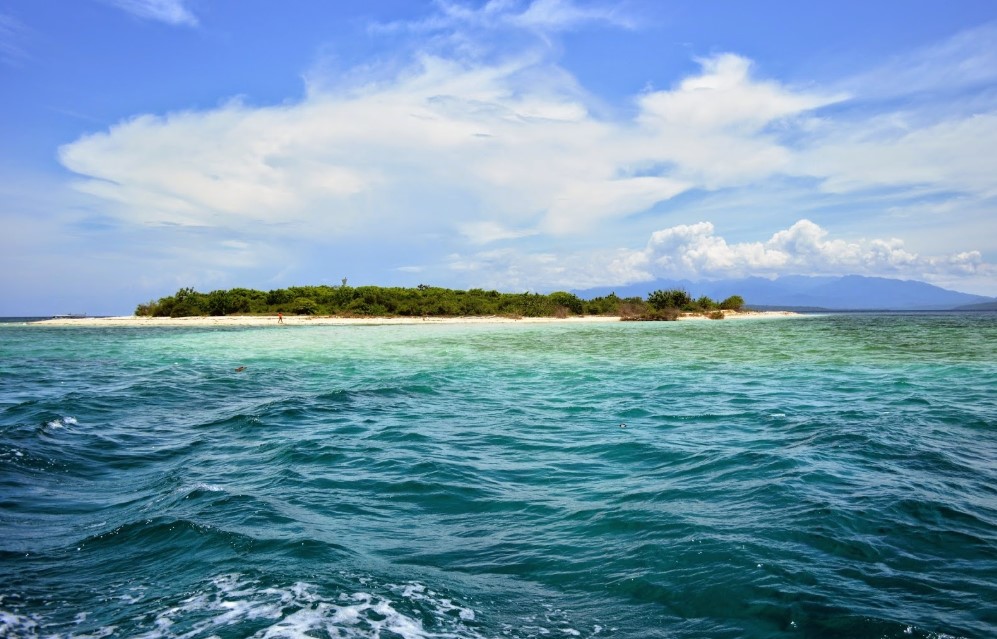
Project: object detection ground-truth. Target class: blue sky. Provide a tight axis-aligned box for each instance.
[2,0,996,315]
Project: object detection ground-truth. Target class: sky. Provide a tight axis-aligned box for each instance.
[2,0,996,315]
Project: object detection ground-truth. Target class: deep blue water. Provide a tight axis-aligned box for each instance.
[1,314,995,638]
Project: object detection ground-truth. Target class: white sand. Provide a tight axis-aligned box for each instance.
[34,311,797,327]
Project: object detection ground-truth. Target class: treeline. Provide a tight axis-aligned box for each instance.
[134,285,744,319]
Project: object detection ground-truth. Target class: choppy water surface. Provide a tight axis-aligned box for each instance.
[1,313,995,638]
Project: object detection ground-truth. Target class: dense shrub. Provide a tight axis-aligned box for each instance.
[583,293,622,315]
[291,297,318,315]
[547,291,584,315]
[720,295,745,311]
[648,289,692,311]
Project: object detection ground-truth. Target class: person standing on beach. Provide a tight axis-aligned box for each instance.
[277,312,284,324]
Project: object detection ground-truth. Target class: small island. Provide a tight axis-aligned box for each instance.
[131,285,747,321]
[36,286,798,326]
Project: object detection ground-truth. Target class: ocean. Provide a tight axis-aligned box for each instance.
[1,313,995,638]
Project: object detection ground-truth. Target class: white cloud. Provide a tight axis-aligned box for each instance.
[102,0,198,27]
[632,53,842,189]
[510,0,635,31]
[446,220,994,291]
[618,219,990,282]
[845,21,997,100]
[459,221,538,244]
[638,54,838,132]
[60,104,374,229]
[799,113,997,197]
[59,48,834,241]
[795,22,997,199]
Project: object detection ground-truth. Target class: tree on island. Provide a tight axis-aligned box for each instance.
[719,295,745,311]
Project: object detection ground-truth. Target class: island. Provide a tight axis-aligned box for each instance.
[126,285,749,321]
[34,285,798,326]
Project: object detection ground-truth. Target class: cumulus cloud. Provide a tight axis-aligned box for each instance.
[625,220,908,279]
[102,0,198,27]
[447,220,994,290]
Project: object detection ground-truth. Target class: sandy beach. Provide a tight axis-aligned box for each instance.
[34,311,797,327]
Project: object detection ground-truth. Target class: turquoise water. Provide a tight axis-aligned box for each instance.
[1,314,995,638]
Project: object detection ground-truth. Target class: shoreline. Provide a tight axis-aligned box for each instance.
[31,310,798,327]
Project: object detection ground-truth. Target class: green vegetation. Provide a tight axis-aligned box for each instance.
[619,289,744,321]
[134,285,745,320]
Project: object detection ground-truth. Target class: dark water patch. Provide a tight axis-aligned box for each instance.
[885,499,997,559]
[272,440,352,468]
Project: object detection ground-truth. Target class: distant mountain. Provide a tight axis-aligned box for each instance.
[572,275,993,310]
[954,300,997,311]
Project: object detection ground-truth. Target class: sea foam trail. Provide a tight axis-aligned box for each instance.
[0,574,488,639]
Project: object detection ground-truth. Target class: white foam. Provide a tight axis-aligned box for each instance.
[0,574,604,639]
[45,416,77,430]
[73,626,117,639]
[0,610,118,639]
[513,606,583,639]
[396,582,476,623]
[123,574,487,639]
[0,610,39,638]
[189,482,226,493]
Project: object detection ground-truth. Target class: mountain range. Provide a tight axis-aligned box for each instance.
[573,275,995,311]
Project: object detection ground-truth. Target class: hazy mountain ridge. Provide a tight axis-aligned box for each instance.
[954,300,997,311]
[573,275,994,310]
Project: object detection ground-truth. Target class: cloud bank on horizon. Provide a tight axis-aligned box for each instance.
[3,0,997,311]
